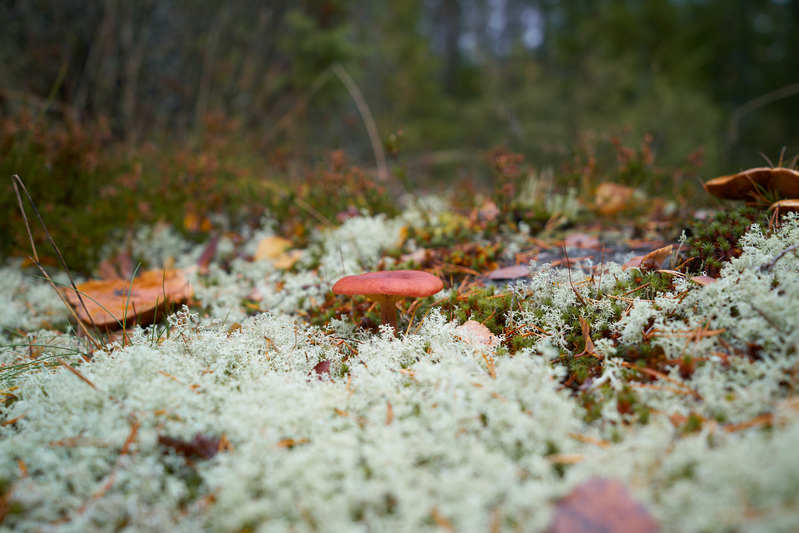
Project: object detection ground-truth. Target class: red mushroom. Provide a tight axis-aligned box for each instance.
[332,270,444,331]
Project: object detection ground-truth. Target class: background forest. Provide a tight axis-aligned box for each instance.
[2,0,799,268]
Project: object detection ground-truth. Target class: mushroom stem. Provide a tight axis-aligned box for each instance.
[373,294,399,331]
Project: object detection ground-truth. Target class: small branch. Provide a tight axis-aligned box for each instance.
[760,243,799,272]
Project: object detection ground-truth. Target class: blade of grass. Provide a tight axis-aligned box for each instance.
[12,175,102,349]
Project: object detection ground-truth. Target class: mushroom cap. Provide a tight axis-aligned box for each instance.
[332,270,443,298]
[704,167,799,200]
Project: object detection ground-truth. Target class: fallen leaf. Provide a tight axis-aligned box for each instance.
[640,244,673,270]
[594,182,637,216]
[485,264,530,280]
[254,236,292,261]
[310,360,331,380]
[564,233,600,249]
[455,320,500,348]
[254,236,301,269]
[158,433,224,460]
[690,275,717,286]
[63,269,193,329]
[623,245,673,271]
[271,249,303,270]
[549,478,659,533]
[575,316,600,359]
[197,234,220,274]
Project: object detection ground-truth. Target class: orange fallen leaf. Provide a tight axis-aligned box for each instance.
[254,236,302,269]
[63,269,193,329]
[271,249,303,270]
[594,182,637,216]
[254,236,292,261]
[549,478,658,533]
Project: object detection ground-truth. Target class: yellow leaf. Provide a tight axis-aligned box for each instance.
[254,236,293,262]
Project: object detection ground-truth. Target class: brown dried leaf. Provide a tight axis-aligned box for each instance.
[623,245,673,271]
[575,317,600,359]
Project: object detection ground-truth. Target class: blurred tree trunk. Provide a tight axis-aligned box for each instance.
[438,0,462,95]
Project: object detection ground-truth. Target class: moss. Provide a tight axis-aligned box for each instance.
[681,206,765,276]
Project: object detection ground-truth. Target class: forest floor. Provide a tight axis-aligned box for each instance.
[2,157,799,532]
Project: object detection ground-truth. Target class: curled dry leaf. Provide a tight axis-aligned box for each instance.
[549,478,659,533]
[594,182,637,216]
[623,245,673,271]
[454,320,500,348]
[575,316,600,359]
[63,269,193,329]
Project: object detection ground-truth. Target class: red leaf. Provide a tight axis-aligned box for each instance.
[158,433,222,460]
[310,360,331,380]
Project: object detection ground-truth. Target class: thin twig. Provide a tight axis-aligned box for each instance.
[760,243,799,272]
